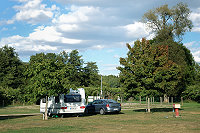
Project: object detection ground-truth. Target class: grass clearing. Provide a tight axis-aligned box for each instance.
[0,102,199,132]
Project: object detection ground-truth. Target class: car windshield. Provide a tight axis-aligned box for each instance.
[64,95,81,103]
[104,99,118,103]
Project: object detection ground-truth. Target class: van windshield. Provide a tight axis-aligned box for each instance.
[64,95,81,103]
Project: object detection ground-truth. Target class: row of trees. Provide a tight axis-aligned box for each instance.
[118,3,200,102]
[0,46,123,105]
[0,47,103,105]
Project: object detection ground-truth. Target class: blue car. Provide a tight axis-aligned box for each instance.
[85,99,121,115]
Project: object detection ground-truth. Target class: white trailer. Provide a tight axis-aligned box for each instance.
[40,88,86,117]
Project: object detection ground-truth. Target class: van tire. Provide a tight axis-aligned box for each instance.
[100,108,105,115]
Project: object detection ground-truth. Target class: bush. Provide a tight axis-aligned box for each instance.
[182,85,200,103]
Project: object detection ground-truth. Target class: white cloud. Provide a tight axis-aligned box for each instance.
[12,0,59,24]
[0,35,57,52]
[190,8,200,32]
[193,50,200,62]
[124,22,150,38]
[57,24,79,32]
[29,25,82,44]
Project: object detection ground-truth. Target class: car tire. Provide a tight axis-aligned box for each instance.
[100,108,105,115]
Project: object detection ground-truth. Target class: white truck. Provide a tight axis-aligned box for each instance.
[40,88,86,117]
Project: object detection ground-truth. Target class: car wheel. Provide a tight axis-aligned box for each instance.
[100,108,105,115]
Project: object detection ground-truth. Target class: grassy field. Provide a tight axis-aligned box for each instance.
[0,102,199,133]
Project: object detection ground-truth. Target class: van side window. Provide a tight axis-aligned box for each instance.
[42,98,46,103]
[55,96,59,103]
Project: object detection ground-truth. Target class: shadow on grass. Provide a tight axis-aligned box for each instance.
[133,108,184,112]
[81,112,124,117]
[0,114,37,120]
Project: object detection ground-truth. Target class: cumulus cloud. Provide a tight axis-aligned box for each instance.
[124,22,150,38]
[193,50,200,62]
[190,8,200,32]
[12,0,59,24]
[184,41,200,63]
[0,35,57,52]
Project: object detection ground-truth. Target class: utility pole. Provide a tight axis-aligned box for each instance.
[101,75,102,99]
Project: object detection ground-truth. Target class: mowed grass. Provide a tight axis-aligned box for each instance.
[0,102,200,133]
[0,105,39,115]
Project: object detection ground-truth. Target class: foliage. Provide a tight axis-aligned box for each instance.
[22,50,100,103]
[142,2,193,42]
[182,63,200,103]
[182,85,200,103]
[82,62,100,87]
[118,38,184,99]
[0,46,25,89]
[102,75,120,88]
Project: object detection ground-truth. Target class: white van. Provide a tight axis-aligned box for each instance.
[40,88,86,116]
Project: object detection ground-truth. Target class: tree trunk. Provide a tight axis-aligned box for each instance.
[45,96,48,120]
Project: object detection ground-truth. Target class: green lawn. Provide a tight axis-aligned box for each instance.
[0,105,39,115]
[0,102,199,133]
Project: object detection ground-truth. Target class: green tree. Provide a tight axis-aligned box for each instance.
[118,39,183,99]
[0,46,24,89]
[142,2,193,42]
[24,53,72,103]
[102,75,120,88]
[82,62,100,87]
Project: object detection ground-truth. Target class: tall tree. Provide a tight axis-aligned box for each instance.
[24,53,72,103]
[118,38,183,99]
[142,2,193,42]
[82,62,100,87]
[0,46,24,89]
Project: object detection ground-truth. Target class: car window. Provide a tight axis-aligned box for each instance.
[99,100,104,104]
[93,100,99,104]
[105,99,118,103]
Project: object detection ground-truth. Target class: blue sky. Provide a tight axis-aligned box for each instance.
[0,0,200,75]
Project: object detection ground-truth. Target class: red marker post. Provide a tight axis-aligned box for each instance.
[173,104,181,117]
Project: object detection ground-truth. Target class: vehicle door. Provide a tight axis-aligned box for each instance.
[92,100,101,113]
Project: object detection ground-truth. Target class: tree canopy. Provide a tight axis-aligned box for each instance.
[142,2,193,42]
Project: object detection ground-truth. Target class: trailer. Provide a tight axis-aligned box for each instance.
[40,88,86,117]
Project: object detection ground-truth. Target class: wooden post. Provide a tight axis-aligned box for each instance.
[3,100,4,107]
[160,97,162,105]
[181,97,183,106]
[168,97,169,105]
[13,100,14,106]
[146,96,147,105]
[171,97,173,105]
[148,98,150,113]
[139,96,141,105]
[45,96,48,120]
[150,97,152,105]
[153,97,154,105]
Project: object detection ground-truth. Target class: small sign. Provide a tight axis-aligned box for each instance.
[173,104,181,108]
